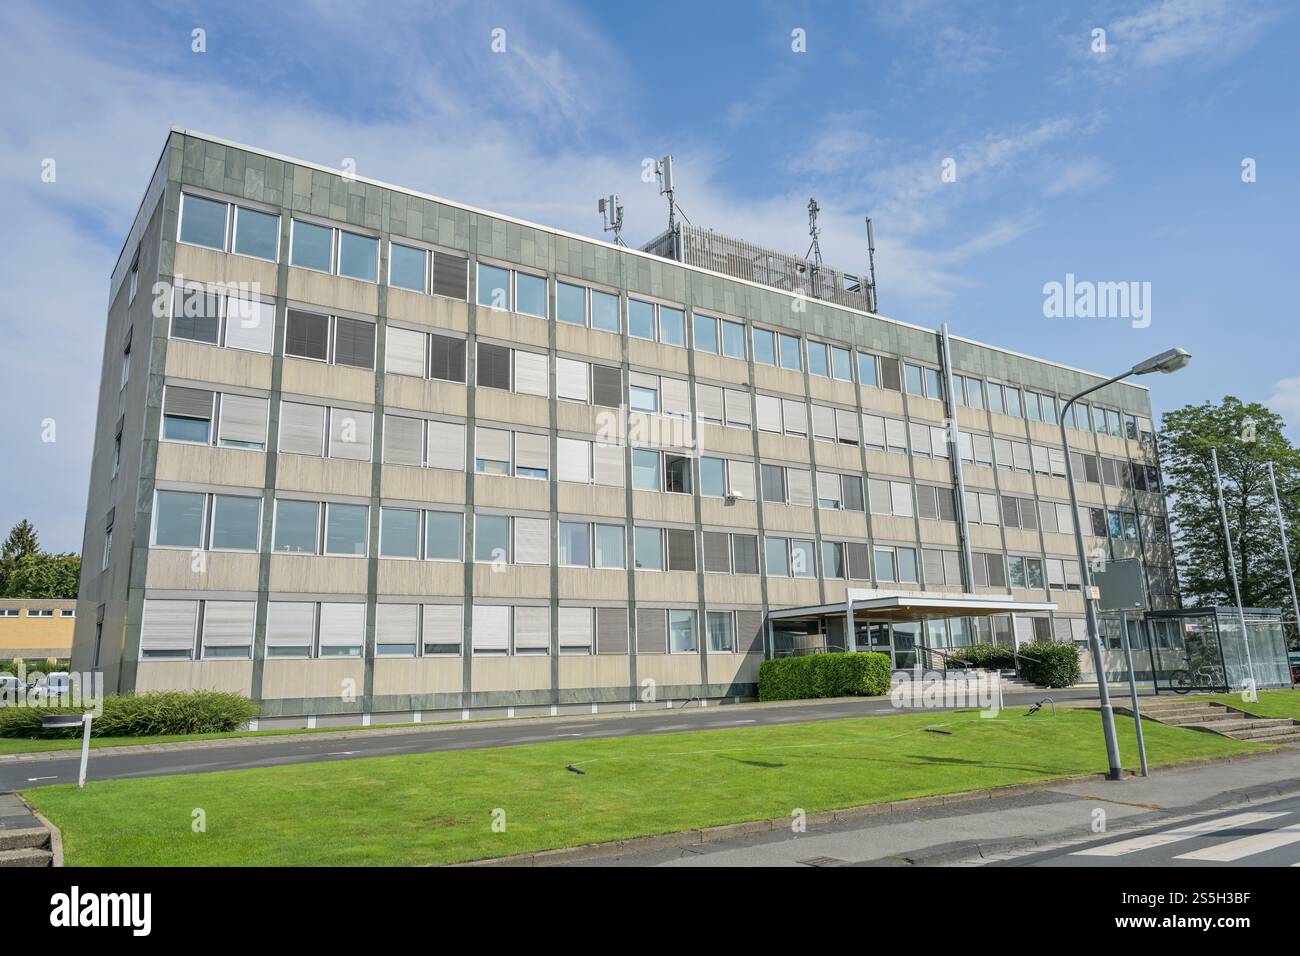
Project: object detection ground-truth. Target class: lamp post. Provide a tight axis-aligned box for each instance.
[1060,347,1191,781]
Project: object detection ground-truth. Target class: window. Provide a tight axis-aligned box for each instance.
[388,244,469,298]
[557,282,587,326]
[706,611,734,653]
[380,508,421,558]
[559,521,592,567]
[663,608,697,654]
[210,495,261,550]
[128,254,139,303]
[831,346,852,381]
[139,599,199,660]
[477,263,512,310]
[513,606,550,655]
[162,385,213,444]
[333,317,376,368]
[694,314,719,353]
[821,541,845,578]
[318,602,366,657]
[594,524,625,569]
[153,490,205,547]
[273,500,320,554]
[389,243,428,292]
[700,457,726,497]
[721,320,746,359]
[807,341,829,377]
[516,272,547,318]
[325,503,368,556]
[285,310,375,370]
[660,307,685,346]
[475,515,510,563]
[875,547,897,582]
[778,333,802,370]
[666,529,696,572]
[664,454,692,494]
[790,539,815,577]
[629,383,658,413]
[290,220,334,272]
[752,328,776,366]
[634,526,663,570]
[591,290,620,332]
[858,352,879,387]
[425,511,464,561]
[764,536,789,577]
[178,194,229,250]
[285,310,329,361]
[632,449,660,491]
[629,299,655,340]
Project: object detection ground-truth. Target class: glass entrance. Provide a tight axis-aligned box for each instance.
[892,622,920,670]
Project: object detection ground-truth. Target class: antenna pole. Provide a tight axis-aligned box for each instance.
[864,216,878,313]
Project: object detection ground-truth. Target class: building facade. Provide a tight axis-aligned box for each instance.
[1,599,76,662]
[72,129,1178,727]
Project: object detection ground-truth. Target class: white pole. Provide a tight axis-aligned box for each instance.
[1267,461,1300,646]
[1211,448,1257,693]
[78,713,92,789]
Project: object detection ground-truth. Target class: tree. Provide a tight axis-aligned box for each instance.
[1158,397,1300,611]
[2,552,80,599]
[0,519,41,594]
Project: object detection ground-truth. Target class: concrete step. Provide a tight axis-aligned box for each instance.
[1139,700,1225,712]
[0,847,52,868]
[1207,720,1300,739]
[1246,731,1300,745]
[0,827,50,853]
[1159,711,1239,725]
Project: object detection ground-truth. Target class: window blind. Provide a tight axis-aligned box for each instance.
[278,402,325,456]
[426,420,465,470]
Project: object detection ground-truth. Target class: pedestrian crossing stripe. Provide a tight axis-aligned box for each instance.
[1072,812,1287,857]
[1174,821,1300,862]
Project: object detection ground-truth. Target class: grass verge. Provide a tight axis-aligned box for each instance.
[1194,687,1300,721]
[25,708,1259,866]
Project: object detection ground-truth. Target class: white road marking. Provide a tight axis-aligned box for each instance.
[555,733,584,737]
[1175,821,1300,862]
[1072,812,1287,857]
[26,776,57,782]
[325,751,358,756]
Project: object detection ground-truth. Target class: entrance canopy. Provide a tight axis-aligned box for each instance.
[768,589,1057,624]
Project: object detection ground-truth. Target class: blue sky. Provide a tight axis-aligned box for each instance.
[1,0,1297,552]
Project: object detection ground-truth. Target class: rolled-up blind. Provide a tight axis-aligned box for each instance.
[835,409,859,444]
[319,603,365,648]
[219,394,268,446]
[1048,447,1066,476]
[973,434,993,465]
[140,600,197,652]
[922,549,945,585]
[863,414,886,448]
[201,601,255,648]
[816,472,841,506]
[266,602,315,648]
[472,605,510,652]
[383,415,423,466]
[385,327,427,377]
[422,604,462,649]
[890,481,914,517]
[224,299,275,353]
[943,551,962,587]
[727,460,755,499]
[278,402,325,456]
[329,408,373,461]
[596,607,628,654]
[426,420,465,471]
[1031,444,1050,473]
[513,517,550,564]
[885,418,907,451]
[514,351,549,397]
[1013,441,1032,472]
[375,603,418,645]
[724,389,751,427]
[787,468,813,507]
[592,442,623,486]
[513,606,550,650]
[514,432,549,471]
[755,394,781,432]
[635,608,666,654]
[556,358,589,402]
[558,607,593,650]
[557,437,591,483]
[166,385,213,420]
[661,377,690,416]
[783,399,808,434]
[475,426,511,464]
[811,404,834,439]
[696,384,722,422]
[629,370,658,390]
[910,422,932,456]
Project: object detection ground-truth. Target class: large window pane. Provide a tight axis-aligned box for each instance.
[163,415,210,444]
[380,508,420,558]
[778,334,802,370]
[634,527,663,570]
[291,220,333,271]
[629,385,657,412]
[210,495,260,550]
[285,310,329,361]
[752,328,776,366]
[831,346,852,381]
[333,317,375,369]
[475,515,509,562]
[629,299,656,340]
[765,537,789,576]
[591,290,619,332]
[898,547,918,583]
[516,272,547,317]
[858,353,879,387]
[659,307,685,346]
[791,539,815,577]
[154,491,205,547]
[179,194,227,250]
[557,282,587,325]
[700,457,725,497]
[874,548,897,582]
[389,243,427,292]
[722,320,746,359]
[477,264,511,310]
[664,454,692,494]
[233,207,278,260]
[632,450,660,490]
[807,342,829,377]
[425,511,463,560]
[706,611,733,652]
[325,503,368,556]
[338,232,379,282]
[559,521,591,567]
[274,500,319,554]
[694,314,718,353]
[594,524,625,568]
[669,610,697,653]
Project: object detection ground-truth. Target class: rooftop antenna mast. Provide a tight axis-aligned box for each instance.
[598,194,625,246]
[805,198,824,300]
[654,155,689,259]
[864,215,878,313]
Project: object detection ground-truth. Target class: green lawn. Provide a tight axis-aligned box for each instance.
[26,708,1259,867]
[1195,688,1300,721]
[0,722,416,755]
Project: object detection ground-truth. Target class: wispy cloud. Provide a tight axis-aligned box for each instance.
[1109,0,1279,68]
[1043,156,1110,196]
[1265,376,1300,441]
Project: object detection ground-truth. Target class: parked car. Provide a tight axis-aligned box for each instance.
[0,674,25,698]
[28,672,72,702]
[1289,651,1300,685]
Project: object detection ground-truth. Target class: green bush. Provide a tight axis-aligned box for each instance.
[1016,641,1082,688]
[0,690,259,739]
[759,652,891,702]
[954,643,1018,670]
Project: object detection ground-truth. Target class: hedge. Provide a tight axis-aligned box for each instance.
[759,652,892,702]
[950,643,1018,671]
[1015,640,1082,688]
[0,690,259,739]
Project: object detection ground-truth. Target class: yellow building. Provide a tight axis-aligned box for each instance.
[0,599,76,661]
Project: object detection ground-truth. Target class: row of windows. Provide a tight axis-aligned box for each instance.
[139,598,757,660]
[0,608,73,618]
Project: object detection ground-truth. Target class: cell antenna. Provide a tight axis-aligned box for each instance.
[654,155,690,258]
[864,215,878,313]
[598,194,625,246]
[805,198,823,267]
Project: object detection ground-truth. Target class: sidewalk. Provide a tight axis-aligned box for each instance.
[553,747,1300,867]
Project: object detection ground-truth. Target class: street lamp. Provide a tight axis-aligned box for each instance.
[1060,347,1191,781]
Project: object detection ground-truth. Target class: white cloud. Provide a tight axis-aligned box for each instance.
[1044,156,1110,196]
[1265,377,1300,441]
[1110,0,1278,68]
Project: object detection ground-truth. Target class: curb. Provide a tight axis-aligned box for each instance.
[458,746,1288,867]
[11,793,62,867]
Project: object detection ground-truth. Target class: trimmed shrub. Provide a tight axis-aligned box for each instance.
[955,643,1018,671]
[1016,640,1082,688]
[759,652,891,702]
[0,690,259,739]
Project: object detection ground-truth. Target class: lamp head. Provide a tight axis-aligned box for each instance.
[1131,348,1191,376]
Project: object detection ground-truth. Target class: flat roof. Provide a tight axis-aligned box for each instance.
[769,590,1057,623]
[155,127,1148,393]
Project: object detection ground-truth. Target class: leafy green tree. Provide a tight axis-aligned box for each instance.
[0,520,41,594]
[2,552,80,599]
[1158,397,1300,610]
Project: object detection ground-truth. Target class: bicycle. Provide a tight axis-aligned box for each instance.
[1167,663,1218,694]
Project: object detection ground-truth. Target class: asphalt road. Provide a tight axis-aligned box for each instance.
[0,685,1121,790]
